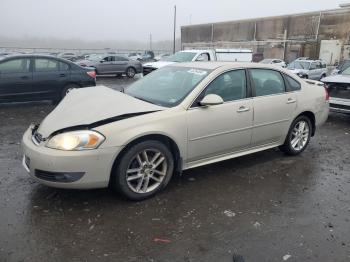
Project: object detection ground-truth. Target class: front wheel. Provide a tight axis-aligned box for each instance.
[126,67,136,78]
[279,116,312,156]
[111,140,174,201]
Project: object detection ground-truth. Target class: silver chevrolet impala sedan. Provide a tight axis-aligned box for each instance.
[22,62,329,200]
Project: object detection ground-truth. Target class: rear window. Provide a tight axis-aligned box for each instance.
[59,62,69,71]
[285,75,301,91]
[35,59,59,72]
[250,69,285,96]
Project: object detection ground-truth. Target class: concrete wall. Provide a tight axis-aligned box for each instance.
[181,8,350,64]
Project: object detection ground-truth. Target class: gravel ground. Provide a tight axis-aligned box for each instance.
[0,76,349,262]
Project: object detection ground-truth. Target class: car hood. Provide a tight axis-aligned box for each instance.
[37,86,165,138]
[321,74,350,84]
[143,61,176,69]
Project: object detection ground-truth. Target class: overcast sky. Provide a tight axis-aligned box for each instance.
[0,0,347,42]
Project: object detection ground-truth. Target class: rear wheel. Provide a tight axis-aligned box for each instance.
[111,140,174,201]
[126,67,136,78]
[280,116,312,156]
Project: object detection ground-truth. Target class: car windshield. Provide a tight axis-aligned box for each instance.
[260,59,273,64]
[125,66,211,107]
[287,61,310,70]
[342,67,350,75]
[164,52,197,62]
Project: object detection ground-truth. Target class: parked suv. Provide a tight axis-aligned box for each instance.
[0,55,96,103]
[287,60,327,80]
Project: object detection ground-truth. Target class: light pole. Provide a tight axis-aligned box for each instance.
[150,33,152,50]
[173,5,176,54]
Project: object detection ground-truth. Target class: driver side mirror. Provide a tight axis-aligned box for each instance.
[100,59,106,63]
[199,94,224,107]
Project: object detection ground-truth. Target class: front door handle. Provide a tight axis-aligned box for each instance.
[287,98,296,104]
[237,106,250,113]
[59,73,66,77]
[20,76,29,80]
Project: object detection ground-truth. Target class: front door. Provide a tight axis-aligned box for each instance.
[249,68,297,146]
[0,58,32,102]
[187,69,253,163]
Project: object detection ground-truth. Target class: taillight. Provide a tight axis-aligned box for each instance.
[324,85,330,101]
[87,71,96,79]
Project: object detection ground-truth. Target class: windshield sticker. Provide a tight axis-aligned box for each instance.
[187,69,207,76]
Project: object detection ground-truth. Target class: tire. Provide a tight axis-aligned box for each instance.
[111,140,174,201]
[279,115,312,156]
[61,84,79,100]
[126,67,136,78]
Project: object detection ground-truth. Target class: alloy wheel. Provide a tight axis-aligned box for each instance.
[126,149,167,193]
[290,120,310,151]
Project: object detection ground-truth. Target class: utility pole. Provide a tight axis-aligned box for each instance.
[150,33,152,50]
[173,5,177,54]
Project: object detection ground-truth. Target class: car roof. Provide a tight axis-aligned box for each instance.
[0,54,74,62]
[168,61,286,70]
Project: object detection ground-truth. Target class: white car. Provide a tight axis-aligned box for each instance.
[287,60,328,80]
[22,62,329,200]
[321,66,350,114]
[260,58,286,68]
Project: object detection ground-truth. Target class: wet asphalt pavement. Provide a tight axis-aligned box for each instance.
[0,76,350,262]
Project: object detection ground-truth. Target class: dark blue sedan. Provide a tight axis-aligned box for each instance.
[0,54,96,103]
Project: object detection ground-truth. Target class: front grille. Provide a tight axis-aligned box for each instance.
[143,67,157,75]
[35,170,85,183]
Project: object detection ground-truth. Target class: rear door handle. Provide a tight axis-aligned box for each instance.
[20,76,29,80]
[287,98,296,104]
[59,73,66,77]
[237,106,250,113]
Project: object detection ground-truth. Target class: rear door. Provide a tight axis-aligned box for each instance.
[308,62,318,79]
[114,56,129,73]
[32,58,69,100]
[0,58,32,102]
[249,68,297,147]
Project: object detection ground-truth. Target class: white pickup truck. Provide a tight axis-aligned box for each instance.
[142,49,253,75]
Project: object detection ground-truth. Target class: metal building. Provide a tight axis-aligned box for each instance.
[181,6,350,64]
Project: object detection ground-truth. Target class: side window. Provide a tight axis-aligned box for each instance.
[202,69,247,102]
[115,56,129,61]
[35,59,59,72]
[59,62,69,71]
[285,75,301,91]
[250,69,285,96]
[310,63,317,70]
[0,59,30,73]
[103,56,114,62]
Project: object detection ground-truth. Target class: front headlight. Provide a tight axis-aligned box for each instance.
[46,130,105,151]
